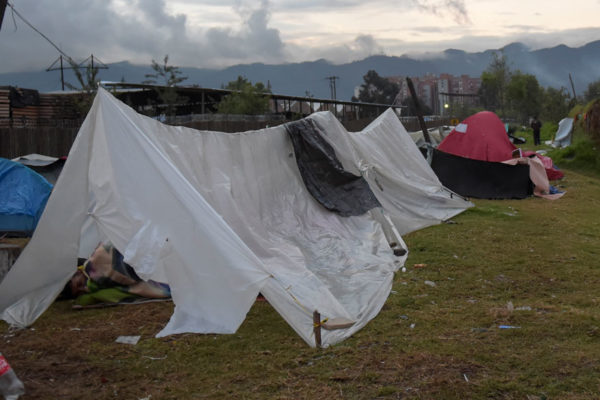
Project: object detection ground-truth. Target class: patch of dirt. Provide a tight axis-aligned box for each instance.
[1,301,173,399]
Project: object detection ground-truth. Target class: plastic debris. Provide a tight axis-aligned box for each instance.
[498,325,521,329]
[142,356,167,361]
[516,306,532,311]
[409,323,415,329]
[414,263,427,269]
[506,301,514,312]
[424,280,436,287]
[115,335,141,345]
[0,352,25,400]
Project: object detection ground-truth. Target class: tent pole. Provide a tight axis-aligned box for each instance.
[406,77,432,144]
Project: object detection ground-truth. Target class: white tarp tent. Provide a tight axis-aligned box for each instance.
[0,88,470,347]
[309,110,472,235]
[552,117,574,148]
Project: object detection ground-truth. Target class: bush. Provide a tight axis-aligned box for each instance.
[547,129,600,175]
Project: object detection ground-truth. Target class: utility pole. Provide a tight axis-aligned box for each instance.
[47,55,70,91]
[326,76,339,100]
[47,54,108,91]
[568,73,578,100]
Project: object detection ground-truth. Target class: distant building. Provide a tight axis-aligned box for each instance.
[389,73,481,115]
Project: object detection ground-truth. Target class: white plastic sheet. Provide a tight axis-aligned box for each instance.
[0,89,470,347]
[552,117,574,148]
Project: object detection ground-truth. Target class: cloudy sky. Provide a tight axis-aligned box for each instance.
[1,0,599,73]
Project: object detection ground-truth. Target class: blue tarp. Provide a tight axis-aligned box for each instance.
[0,158,52,234]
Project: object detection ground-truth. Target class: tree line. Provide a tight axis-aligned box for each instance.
[66,52,600,124]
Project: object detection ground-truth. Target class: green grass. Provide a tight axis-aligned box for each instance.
[2,168,600,399]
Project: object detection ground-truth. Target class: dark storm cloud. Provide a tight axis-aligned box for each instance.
[203,0,286,65]
[0,0,285,72]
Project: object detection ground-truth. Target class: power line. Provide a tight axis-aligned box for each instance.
[6,1,74,62]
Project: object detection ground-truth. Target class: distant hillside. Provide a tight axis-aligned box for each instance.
[1,41,599,101]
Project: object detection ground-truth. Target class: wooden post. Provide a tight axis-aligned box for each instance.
[406,77,431,144]
[569,73,578,100]
[313,310,322,348]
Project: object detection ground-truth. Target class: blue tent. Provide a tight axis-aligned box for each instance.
[0,158,52,236]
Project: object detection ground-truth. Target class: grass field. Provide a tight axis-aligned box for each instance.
[2,164,600,399]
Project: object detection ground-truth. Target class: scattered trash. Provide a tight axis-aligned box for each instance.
[138,396,152,400]
[142,356,167,361]
[390,290,397,294]
[424,280,436,287]
[115,336,141,345]
[0,352,25,399]
[400,315,409,320]
[498,325,521,329]
[70,328,81,331]
[453,254,458,259]
[409,323,415,329]
[401,267,406,273]
[506,301,514,312]
[463,373,469,382]
[516,306,532,311]
[414,263,427,269]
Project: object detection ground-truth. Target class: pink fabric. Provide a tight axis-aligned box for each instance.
[521,151,564,180]
[502,157,564,200]
[438,111,517,162]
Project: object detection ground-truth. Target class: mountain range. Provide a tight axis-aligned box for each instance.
[2,41,599,101]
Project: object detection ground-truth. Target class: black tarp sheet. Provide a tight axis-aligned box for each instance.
[431,149,533,199]
[285,119,381,217]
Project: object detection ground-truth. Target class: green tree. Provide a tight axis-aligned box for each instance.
[505,72,542,123]
[583,79,600,102]
[217,76,271,115]
[478,52,511,115]
[353,70,399,104]
[541,86,571,123]
[400,97,432,116]
[65,58,101,116]
[143,55,188,116]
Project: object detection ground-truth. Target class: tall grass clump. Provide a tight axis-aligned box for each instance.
[547,100,600,176]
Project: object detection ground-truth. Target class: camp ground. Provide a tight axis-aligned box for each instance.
[0,87,472,348]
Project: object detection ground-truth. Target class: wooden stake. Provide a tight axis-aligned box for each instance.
[313,310,322,348]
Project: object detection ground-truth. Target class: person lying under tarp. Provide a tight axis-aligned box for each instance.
[60,242,171,307]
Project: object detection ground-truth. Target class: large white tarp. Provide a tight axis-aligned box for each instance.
[552,117,574,148]
[0,89,470,347]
